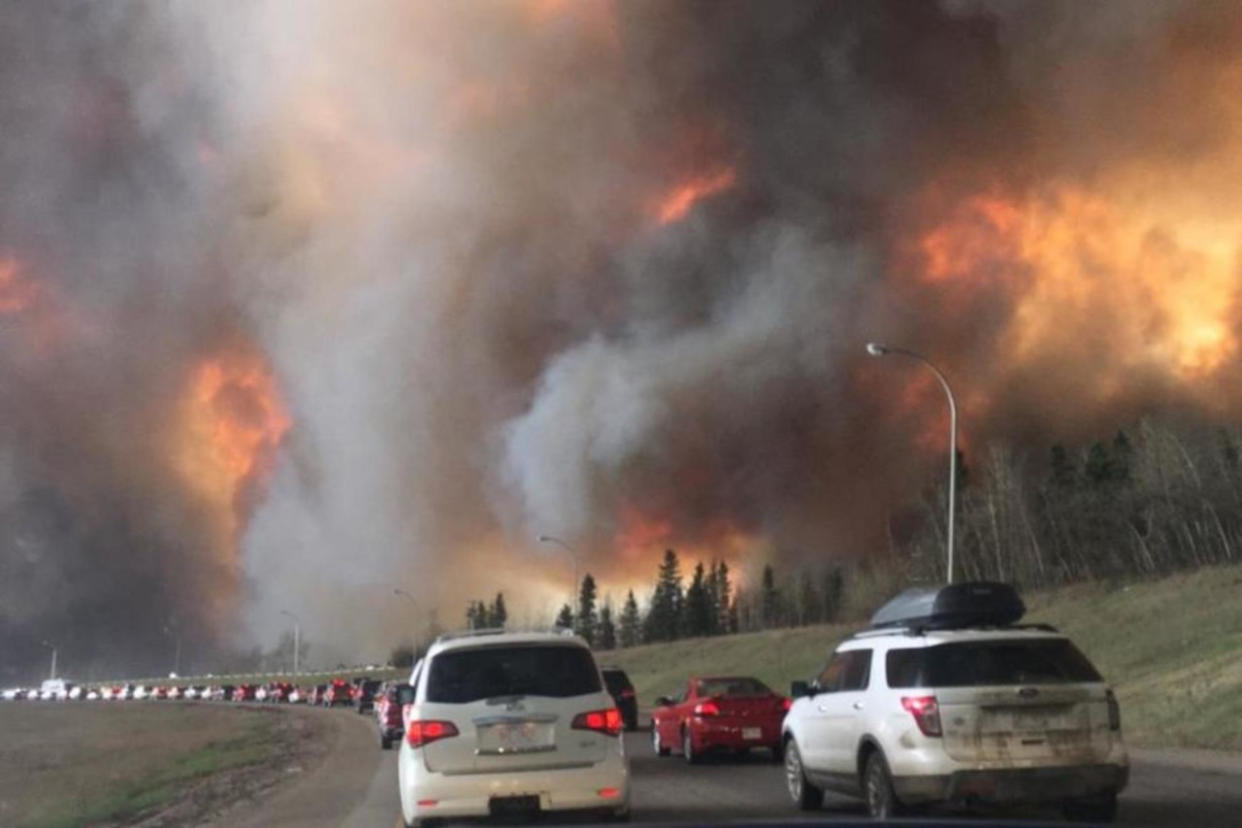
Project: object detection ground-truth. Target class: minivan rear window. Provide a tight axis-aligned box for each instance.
[886,639,1103,688]
[426,644,602,703]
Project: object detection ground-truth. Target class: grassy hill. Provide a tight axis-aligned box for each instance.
[596,564,1242,750]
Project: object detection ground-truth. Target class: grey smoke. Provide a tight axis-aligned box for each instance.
[1,1,1238,679]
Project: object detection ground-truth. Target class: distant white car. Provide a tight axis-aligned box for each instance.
[781,582,1128,822]
[86,690,100,701]
[397,629,629,827]
[133,686,148,700]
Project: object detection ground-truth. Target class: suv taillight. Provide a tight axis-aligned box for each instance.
[405,720,459,748]
[1105,688,1121,732]
[901,695,942,737]
[572,708,623,737]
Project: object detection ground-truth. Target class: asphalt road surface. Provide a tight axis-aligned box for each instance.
[220,709,1242,827]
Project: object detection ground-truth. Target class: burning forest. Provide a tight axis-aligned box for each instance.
[3,1,1242,679]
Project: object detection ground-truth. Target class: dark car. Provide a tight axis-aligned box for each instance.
[601,667,639,731]
[352,678,381,714]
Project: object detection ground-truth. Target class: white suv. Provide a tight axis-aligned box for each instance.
[781,583,1129,822]
[397,629,630,827]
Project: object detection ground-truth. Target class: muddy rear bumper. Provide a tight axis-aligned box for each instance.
[894,763,1129,806]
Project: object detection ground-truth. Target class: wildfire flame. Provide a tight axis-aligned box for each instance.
[0,255,41,315]
[654,168,737,226]
[174,349,291,551]
[911,183,1242,382]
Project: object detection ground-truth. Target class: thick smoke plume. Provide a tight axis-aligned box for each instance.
[3,1,1242,678]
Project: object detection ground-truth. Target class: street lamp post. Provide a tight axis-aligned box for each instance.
[537,535,580,605]
[279,610,300,676]
[866,342,959,584]
[40,640,57,681]
[163,623,182,676]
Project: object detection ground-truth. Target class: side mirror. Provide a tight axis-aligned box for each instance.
[790,681,811,699]
[654,696,673,707]
[396,684,415,705]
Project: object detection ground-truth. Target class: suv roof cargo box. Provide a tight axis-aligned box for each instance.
[870,581,1025,630]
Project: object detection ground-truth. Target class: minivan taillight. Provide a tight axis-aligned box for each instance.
[405,720,459,748]
[901,695,942,737]
[572,708,623,736]
[1105,689,1121,732]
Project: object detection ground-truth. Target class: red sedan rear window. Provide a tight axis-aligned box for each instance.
[696,677,772,697]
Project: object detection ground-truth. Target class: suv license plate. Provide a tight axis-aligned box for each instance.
[489,795,541,816]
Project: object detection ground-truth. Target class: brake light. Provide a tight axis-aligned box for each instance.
[1105,689,1121,732]
[901,695,942,737]
[405,720,459,748]
[572,708,623,736]
[693,700,720,717]
[781,697,792,712]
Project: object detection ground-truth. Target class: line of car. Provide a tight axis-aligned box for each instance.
[1,675,384,710]
[6,581,1131,825]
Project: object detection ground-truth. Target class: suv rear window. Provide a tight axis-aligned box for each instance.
[427,644,602,703]
[886,638,1103,688]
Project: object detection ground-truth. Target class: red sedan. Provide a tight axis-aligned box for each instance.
[651,676,789,763]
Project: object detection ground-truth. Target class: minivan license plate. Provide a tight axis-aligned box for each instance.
[489,795,540,816]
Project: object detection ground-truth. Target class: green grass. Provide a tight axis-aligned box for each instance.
[597,564,1242,751]
[0,705,284,828]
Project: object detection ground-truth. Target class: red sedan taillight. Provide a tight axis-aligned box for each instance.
[901,695,942,737]
[572,708,623,737]
[692,700,721,717]
[405,720,459,748]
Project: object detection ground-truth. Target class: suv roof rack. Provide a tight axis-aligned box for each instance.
[869,581,1026,631]
[849,620,1060,640]
[433,625,580,645]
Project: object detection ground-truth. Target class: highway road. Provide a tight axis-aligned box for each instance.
[219,709,1242,827]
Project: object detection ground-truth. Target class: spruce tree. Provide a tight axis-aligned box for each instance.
[575,574,599,645]
[555,604,574,629]
[644,549,684,642]
[598,601,617,650]
[490,592,507,628]
[683,562,712,637]
[619,590,641,648]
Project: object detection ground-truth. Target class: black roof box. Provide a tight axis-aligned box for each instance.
[870,581,1025,630]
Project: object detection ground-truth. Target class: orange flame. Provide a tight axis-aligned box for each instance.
[911,183,1241,382]
[174,349,291,549]
[0,255,41,315]
[654,168,737,225]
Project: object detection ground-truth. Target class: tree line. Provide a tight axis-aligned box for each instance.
[443,416,1242,656]
[902,418,1242,588]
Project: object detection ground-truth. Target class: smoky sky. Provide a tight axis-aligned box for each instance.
[2,1,1241,680]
